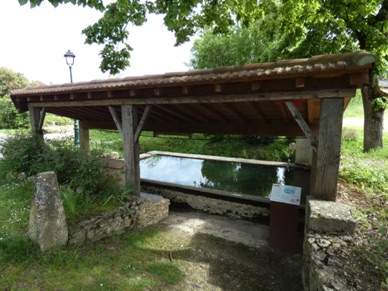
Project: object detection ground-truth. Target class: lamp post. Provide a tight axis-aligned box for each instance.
[64,50,80,147]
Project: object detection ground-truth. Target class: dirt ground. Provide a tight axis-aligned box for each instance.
[150,204,304,291]
[148,179,387,291]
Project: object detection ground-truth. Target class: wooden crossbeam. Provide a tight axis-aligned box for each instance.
[285,101,317,150]
[135,105,152,141]
[108,106,123,137]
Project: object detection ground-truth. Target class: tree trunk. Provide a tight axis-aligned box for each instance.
[362,77,385,151]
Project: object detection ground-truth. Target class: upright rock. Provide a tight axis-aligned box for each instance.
[28,171,68,252]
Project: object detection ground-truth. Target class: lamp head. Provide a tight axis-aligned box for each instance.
[64,50,75,66]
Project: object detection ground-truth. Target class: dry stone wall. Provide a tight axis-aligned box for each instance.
[142,185,269,220]
[67,193,169,245]
[303,196,357,290]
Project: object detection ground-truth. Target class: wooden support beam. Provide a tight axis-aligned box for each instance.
[285,101,317,149]
[122,105,140,196]
[182,86,189,95]
[310,98,344,201]
[135,105,152,141]
[79,121,90,155]
[107,91,113,98]
[28,106,45,137]
[215,84,222,93]
[29,88,357,108]
[37,107,46,131]
[154,88,160,96]
[108,106,123,137]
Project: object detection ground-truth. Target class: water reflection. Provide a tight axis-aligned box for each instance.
[140,155,309,198]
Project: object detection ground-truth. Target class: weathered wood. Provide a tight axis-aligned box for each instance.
[79,121,90,155]
[285,101,318,149]
[135,105,151,142]
[108,106,123,137]
[28,89,357,108]
[81,119,320,136]
[310,98,344,201]
[28,107,45,137]
[38,107,46,131]
[307,100,314,123]
[122,105,140,196]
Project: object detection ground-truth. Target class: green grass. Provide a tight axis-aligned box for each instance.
[344,90,364,118]
[340,128,388,195]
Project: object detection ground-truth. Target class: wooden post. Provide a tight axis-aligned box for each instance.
[79,121,90,155]
[121,105,140,197]
[29,107,45,138]
[310,98,344,201]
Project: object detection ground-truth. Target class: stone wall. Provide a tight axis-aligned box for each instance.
[68,193,169,245]
[303,196,356,290]
[142,185,269,220]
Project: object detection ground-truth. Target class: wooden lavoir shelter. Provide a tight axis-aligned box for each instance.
[11,51,377,202]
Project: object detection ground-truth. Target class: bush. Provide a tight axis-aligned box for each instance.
[0,133,118,198]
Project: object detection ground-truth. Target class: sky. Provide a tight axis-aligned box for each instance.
[0,1,195,85]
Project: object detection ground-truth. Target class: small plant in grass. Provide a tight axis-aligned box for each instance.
[342,127,358,142]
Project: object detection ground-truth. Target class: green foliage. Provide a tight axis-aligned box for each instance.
[0,133,120,200]
[0,67,35,129]
[190,7,283,69]
[371,96,388,111]
[0,67,29,96]
[0,133,47,177]
[0,95,30,129]
[19,0,105,11]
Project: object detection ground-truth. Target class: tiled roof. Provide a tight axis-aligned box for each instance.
[12,51,376,96]
[10,51,377,137]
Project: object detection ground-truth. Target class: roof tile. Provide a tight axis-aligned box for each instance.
[11,51,377,96]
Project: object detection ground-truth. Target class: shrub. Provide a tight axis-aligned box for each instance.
[0,133,118,199]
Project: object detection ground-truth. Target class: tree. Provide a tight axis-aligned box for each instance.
[277,0,387,151]
[0,67,31,128]
[191,1,388,151]
[18,0,387,150]
[189,3,283,68]
[19,0,263,75]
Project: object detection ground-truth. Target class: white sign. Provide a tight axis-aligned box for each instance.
[270,184,301,206]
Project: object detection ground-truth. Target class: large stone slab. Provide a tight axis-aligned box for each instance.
[306,196,356,235]
[28,171,68,252]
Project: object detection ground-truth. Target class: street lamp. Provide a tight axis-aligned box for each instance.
[64,50,80,147]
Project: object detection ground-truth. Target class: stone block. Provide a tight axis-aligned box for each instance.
[28,171,68,252]
[306,197,356,235]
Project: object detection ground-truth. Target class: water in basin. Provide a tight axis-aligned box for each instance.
[140,155,310,199]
